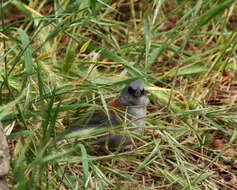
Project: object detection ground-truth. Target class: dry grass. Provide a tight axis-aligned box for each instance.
[1,0,237,189]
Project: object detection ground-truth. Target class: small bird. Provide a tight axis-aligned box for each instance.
[68,79,149,151]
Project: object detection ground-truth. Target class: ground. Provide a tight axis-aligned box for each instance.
[0,0,237,189]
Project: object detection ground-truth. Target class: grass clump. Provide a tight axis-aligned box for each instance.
[1,0,237,189]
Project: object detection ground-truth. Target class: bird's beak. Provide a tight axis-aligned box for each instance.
[134,89,142,97]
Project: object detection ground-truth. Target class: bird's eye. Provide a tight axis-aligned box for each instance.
[128,86,136,94]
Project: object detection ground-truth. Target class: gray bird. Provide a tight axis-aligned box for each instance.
[67,80,149,151]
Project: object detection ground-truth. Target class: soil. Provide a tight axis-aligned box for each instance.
[0,122,10,190]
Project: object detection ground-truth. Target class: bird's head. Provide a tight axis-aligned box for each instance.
[119,80,149,106]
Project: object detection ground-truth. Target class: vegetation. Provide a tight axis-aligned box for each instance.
[1,0,237,189]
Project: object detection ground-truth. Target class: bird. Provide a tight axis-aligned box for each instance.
[66,79,149,151]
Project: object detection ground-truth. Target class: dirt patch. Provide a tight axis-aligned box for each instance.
[0,122,10,190]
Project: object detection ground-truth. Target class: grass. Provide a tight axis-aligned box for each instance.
[1,0,237,189]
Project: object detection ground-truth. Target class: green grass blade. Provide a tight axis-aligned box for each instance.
[17,28,34,75]
[191,0,236,34]
[79,144,90,190]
